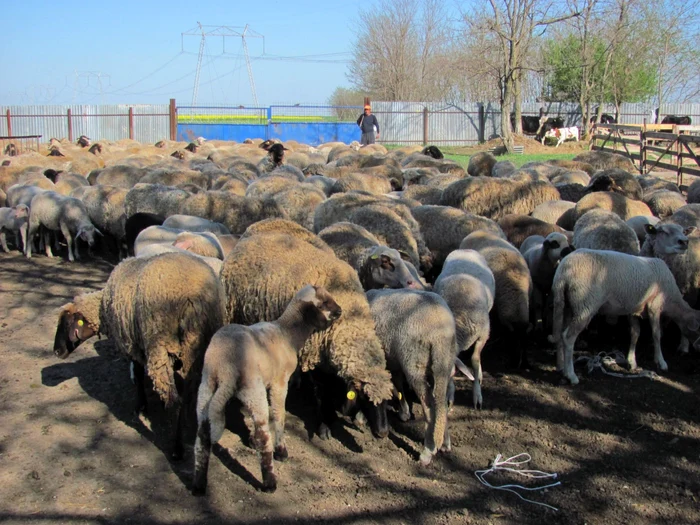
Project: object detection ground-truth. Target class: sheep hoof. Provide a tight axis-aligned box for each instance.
[547,334,556,344]
[273,446,288,462]
[353,411,367,428]
[419,449,434,466]
[567,374,580,386]
[656,360,668,372]
[398,410,411,422]
[261,473,278,493]
[317,423,332,441]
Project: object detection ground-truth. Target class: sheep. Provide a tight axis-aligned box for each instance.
[574,191,653,222]
[587,169,643,200]
[329,172,395,195]
[668,204,700,230]
[0,204,29,252]
[460,231,533,366]
[491,161,516,178]
[546,159,596,176]
[93,165,149,188]
[220,231,394,439]
[640,222,700,353]
[53,252,225,458]
[497,214,569,249]
[643,190,687,219]
[26,191,102,262]
[421,145,444,159]
[468,152,497,177]
[191,284,342,494]
[366,289,457,465]
[139,168,211,190]
[257,143,288,174]
[550,249,700,385]
[520,233,573,335]
[687,179,700,204]
[530,200,576,229]
[433,249,495,409]
[572,151,637,172]
[440,177,560,220]
[627,215,661,244]
[136,242,224,275]
[550,170,590,187]
[271,184,327,231]
[77,135,91,147]
[172,231,225,259]
[401,185,443,205]
[639,176,680,196]
[124,212,165,256]
[573,209,640,255]
[241,218,334,254]
[80,185,128,259]
[410,205,504,280]
[125,183,191,218]
[317,222,423,290]
[162,214,231,235]
[6,183,46,208]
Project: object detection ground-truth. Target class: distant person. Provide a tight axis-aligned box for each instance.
[357,104,379,146]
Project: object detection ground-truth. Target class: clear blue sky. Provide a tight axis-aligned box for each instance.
[1,0,363,107]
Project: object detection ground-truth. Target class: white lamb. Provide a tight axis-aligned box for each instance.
[550,249,700,385]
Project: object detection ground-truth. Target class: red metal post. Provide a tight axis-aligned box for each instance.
[6,109,11,137]
[169,98,177,141]
[67,109,73,142]
[129,107,134,140]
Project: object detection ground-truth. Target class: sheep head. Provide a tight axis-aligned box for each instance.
[297,284,342,331]
[645,223,692,255]
[53,304,98,359]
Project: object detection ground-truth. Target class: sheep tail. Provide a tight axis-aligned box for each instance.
[147,344,180,408]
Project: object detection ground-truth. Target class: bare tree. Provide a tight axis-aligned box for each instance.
[464,0,579,152]
[348,0,455,101]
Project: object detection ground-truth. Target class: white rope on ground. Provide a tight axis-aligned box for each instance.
[575,350,657,379]
[474,453,561,512]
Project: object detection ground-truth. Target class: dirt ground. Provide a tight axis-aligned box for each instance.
[1,251,700,525]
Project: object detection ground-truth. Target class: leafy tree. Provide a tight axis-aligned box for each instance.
[327,87,366,121]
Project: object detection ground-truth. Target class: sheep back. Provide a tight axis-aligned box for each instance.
[573,209,640,255]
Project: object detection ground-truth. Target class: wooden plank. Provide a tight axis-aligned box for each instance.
[644,160,679,172]
[644,132,678,140]
[678,134,700,144]
[645,145,678,155]
[681,166,700,178]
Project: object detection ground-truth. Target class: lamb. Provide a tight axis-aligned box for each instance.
[550,249,700,385]
[26,191,102,262]
[220,231,394,439]
[134,226,224,259]
[0,204,29,252]
[520,233,573,335]
[162,214,231,235]
[191,285,342,494]
[53,252,225,458]
[433,249,495,409]
[135,242,224,275]
[440,177,560,220]
[366,289,457,465]
[572,209,640,255]
[460,231,533,366]
[316,222,423,290]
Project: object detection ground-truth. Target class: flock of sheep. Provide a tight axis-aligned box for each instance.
[2,134,700,495]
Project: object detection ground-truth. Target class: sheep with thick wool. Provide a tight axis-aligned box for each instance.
[53,252,225,458]
[220,231,394,437]
[192,284,342,494]
[550,249,700,385]
[573,209,640,255]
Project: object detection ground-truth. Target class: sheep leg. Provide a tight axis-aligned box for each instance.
[561,316,587,385]
[268,380,290,461]
[432,375,449,457]
[61,224,75,262]
[677,336,690,354]
[648,309,668,371]
[626,316,641,370]
[472,337,486,410]
[241,380,277,492]
[131,360,148,416]
[44,230,53,258]
[168,403,184,461]
[192,377,230,496]
[19,223,27,252]
[412,381,437,465]
[392,371,412,422]
[0,232,8,252]
[25,222,39,258]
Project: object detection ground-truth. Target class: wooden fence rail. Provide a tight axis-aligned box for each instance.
[590,122,700,187]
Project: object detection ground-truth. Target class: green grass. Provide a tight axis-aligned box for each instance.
[443,151,578,169]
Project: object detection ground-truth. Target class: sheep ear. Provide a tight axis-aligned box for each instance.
[684,227,696,236]
[688,317,700,332]
[94,227,103,237]
[453,358,475,381]
[644,224,657,235]
[543,239,559,250]
[397,250,412,263]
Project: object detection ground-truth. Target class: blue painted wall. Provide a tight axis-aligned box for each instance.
[177,122,359,146]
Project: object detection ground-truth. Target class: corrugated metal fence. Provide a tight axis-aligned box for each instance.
[2,101,699,146]
[0,104,170,144]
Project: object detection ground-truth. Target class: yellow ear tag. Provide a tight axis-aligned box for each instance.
[397,392,403,400]
[77,320,84,326]
[346,390,356,400]
[370,255,378,259]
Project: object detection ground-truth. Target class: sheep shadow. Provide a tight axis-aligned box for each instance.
[39,338,197,489]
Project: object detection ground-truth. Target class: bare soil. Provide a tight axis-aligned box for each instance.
[1,252,700,525]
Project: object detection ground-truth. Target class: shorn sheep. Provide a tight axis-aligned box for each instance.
[220,231,394,438]
[192,285,342,495]
[550,249,700,385]
[0,204,29,252]
[366,289,457,466]
[53,252,225,458]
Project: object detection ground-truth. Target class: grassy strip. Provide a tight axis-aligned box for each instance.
[444,151,578,169]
